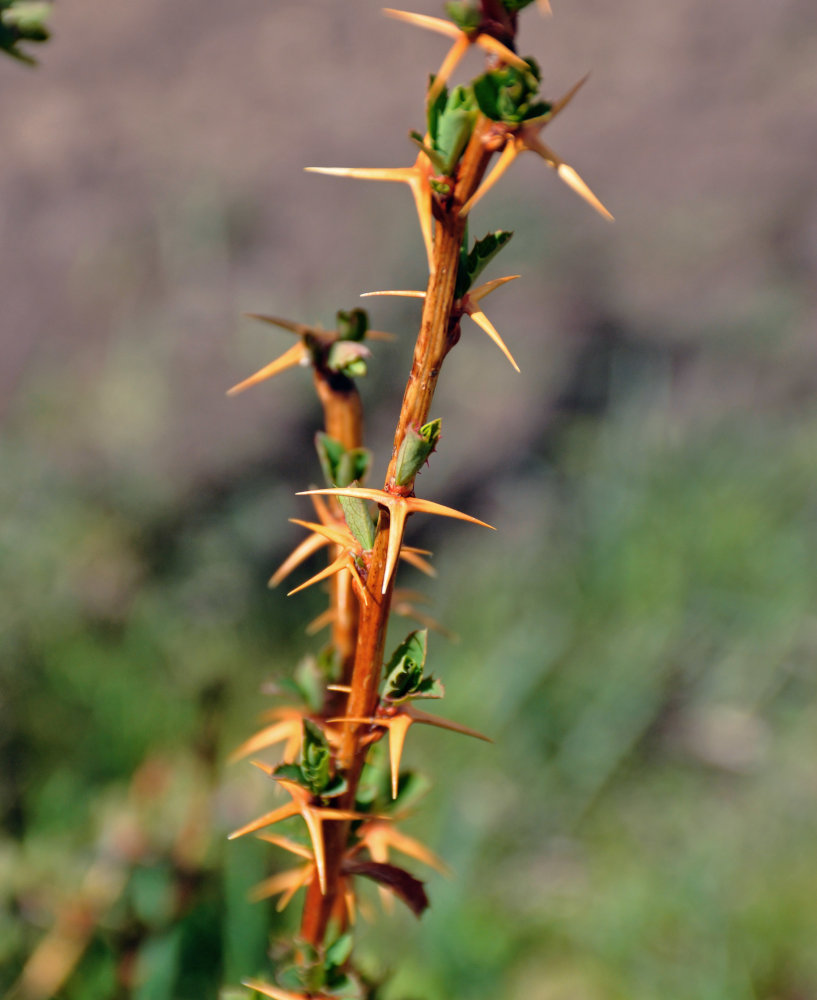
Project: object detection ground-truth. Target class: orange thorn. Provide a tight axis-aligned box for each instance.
[548,73,590,120]
[382,8,460,38]
[306,156,434,272]
[268,532,328,588]
[398,547,437,578]
[407,705,493,743]
[227,716,304,764]
[361,820,450,876]
[305,607,336,635]
[256,833,314,860]
[528,135,614,221]
[298,487,494,594]
[289,518,355,548]
[286,552,349,597]
[249,863,314,907]
[464,308,520,373]
[231,772,368,894]
[242,979,310,1000]
[427,33,470,105]
[460,139,520,216]
[242,313,312,337]
[227,342,307,396]
[383,9,530,95]
[227,800,301,842]
[468,275,521,302]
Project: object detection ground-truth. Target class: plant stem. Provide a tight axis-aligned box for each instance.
[313,368,364,693]
[299,119,497,947]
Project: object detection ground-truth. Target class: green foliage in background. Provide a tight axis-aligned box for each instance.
[4,323,817,997]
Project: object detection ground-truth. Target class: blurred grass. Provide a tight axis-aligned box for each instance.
[3,324,817,997]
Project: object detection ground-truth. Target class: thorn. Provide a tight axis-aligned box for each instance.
[383,8,529,103]
[549,73,590,119]
[227,342,307,396]
[426,34,470,105]
[464,309,520,373]
[268,532,328,588]
[242,979,310,1000]
[255,833,314,860]
[297,487,494,594]
[460,139,519,217]
[242,313,312,337]
[366,328,399,341]
[398,547,437,578]
[227,715,304,764]
[306,157,434,272]
[305,608,335,635]
[333,706,489,799]
[528,136,614,221]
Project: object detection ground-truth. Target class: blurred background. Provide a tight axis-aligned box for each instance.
[2,0,817,997]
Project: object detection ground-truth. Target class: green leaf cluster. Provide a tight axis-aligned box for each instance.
[455,229,514,299]
[0,0,51,64]
[473,59,550,124]
[276,933,363,999]
[275,720,346,799]
[393,417,442,486]
[383,630,444,704]
[315,433,372,488]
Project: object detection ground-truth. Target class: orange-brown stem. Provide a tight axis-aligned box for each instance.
[299,120,497,947]
[312,367,364,693]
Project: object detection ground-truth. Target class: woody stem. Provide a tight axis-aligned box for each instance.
[299,119,497,947]
[313,367,364,694]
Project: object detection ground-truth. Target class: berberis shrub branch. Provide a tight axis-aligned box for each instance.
[228,3,611,997]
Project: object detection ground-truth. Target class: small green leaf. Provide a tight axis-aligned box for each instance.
[336,308,369,342]
[325,932,354,969]
[409,130,447,175]
[321,773,348,799]
[414,675,445,699]
[316,432,346,485]
[316,433,372,488]
[394,417,442,486]
[273,762,306,785]
[444,0,481,31]
[338,493,376,551]
[455,229,513,299]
